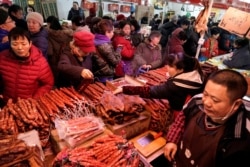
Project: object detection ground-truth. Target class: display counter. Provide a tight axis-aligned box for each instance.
[204,54,250,96]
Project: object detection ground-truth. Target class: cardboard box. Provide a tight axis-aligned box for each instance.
[106,75,145,91]
[106,111,151,140]
[50,128,113,154]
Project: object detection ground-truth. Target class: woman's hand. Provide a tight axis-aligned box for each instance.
[81,69,93,79]
[1,36,8,43]
[113,86,123,95]
[164,142,177,162]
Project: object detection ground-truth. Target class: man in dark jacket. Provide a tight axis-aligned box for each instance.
[8,4,28,30]
[159,16,178,49]
[164,69,250,167]
[67,1,85,20]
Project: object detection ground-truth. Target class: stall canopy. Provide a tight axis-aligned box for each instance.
[170,0,250,12]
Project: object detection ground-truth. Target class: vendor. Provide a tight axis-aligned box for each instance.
[0,27,54,103]
[114,53,205,117]
[223,38,250,70]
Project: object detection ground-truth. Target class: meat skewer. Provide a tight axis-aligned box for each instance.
[195,0,215,59]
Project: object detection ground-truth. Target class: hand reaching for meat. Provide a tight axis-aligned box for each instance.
[81,69,93,79]
[113,86,123,95]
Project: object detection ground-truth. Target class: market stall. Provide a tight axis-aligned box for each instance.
[0,63,175,166]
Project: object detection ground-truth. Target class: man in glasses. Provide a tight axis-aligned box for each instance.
[0,8,15,52]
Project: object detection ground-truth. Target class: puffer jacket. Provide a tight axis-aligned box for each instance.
[112,33,136,76]
[93,34,121,78]
[112,34,135,60]
[30,27,49,59]
[0,45,54,102]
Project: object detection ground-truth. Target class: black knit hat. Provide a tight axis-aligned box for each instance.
[0,8,8,25]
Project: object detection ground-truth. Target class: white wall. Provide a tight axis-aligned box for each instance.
[56,0,226,21]
[57,0,81,20]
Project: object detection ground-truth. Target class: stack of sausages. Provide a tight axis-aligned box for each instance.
[0,136,44,167]
[52,134,144,167]
[139,66,173,133]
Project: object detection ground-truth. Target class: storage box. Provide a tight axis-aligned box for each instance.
[130,130,166,158]
[106,75,145,91]
[50,128,113,154]
[106,111,151,140]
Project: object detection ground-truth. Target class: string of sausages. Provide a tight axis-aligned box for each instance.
[79,82,146,125]
[139,66,173,133]
[0,87,90,148]
[52,134,143,167]
[0,136,44,167]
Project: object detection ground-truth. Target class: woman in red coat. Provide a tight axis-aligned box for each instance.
[0,27,54,103]
[112,20,136,77]
[200,27,220,61]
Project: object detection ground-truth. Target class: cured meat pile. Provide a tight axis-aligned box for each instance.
[55,116,104,148]
[0,98,50,147]
[38,87,91,121]
[195,0,209,33]
[0,135,44,167]
[138,66,168,86]
[52,134,145,167]
[144,99,172,133]
[96,92,146,125]
[79,82,111,103]
[138,66,173,133]
[0,87,91,148]
[79,82,146,124]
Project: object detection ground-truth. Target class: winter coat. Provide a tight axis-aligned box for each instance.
[0,45,54,102]
[57,48,93,88]
[112,34,135,60]
[30,27,49,59]
[223,45,250,70]
[130,32,144,47]
[112,33,135,76]
[133,41,162,73]
[167,28,185,54]
[47,28,73,84]
[159,21,178,48]
[183,28,199,57]
[123,70,204,111]
[67,8,85,20]
[93,34,121,78]
[10,15,28,31]
[0,29,10,52]
[218,29,231,55]
[75,26,90,32]
[201,38,219,59]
